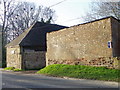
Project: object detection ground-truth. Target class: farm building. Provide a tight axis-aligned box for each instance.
[6,22,67,69]
[46,16,120,69]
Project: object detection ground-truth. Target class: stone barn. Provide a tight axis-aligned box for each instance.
[6,22,67,69]
[46,16,120,69]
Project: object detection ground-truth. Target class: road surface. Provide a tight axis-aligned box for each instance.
[1,70,119,88]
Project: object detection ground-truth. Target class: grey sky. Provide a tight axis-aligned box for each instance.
[21,0,92,26]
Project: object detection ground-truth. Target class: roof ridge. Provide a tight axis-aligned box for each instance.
[30,23,68,30]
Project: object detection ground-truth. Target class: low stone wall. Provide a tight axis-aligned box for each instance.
[47,57,119,69]
[23,51,46,69]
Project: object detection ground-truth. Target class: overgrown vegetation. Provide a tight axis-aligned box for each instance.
[4,67,15,70]
[37,64,119,82]
[13,68,23,71]
[4,67,23,71]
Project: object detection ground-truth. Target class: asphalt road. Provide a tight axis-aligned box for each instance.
[1,70,119,88]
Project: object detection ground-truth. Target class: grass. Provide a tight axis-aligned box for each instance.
[4,67,43,72]
[37,64,120,82]
[4,67,23,71]
[4,67,15,70]
[13,68,23,71]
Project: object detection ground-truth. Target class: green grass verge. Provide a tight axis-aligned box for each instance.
[37,64,120,82]
[4,67,23,71]
[4,67,42,71]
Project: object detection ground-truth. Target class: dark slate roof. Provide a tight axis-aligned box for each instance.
[6,22,68,47]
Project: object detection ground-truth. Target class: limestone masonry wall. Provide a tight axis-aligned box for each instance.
[7,46,46,69]
[111,17,120,57]
[6,46,22,69]
[22,51,46,69]
[46,17,119,69]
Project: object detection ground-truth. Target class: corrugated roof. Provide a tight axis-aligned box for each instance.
[6,22,68,47]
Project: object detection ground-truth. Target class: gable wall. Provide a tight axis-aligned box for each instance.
[111,18,120,57]
[46,18,116,68]
[6,46,22,69]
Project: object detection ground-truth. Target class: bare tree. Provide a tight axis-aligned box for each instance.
[7,2,41,41]
[0,0,20,66]
[0,0,56,66]
[82,0,120,22]
[40,7,55,23]
[0,0,56,43]
[7,2,56,42]
[0,0,18,44]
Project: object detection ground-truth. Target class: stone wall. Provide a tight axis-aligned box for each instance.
[6,46,22,69]
[0,32,2,63]
[22,51,46,69]
[111,17,120,57]
[7,46,46,69]
[47,57,119,69]
[46,17,119,69]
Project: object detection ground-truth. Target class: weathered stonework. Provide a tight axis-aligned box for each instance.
[47,57,120,69]
[6,22,67,69]
[6,46,22,69]
[22,51,46,69]
[46,17,120,69]
[111,17,120,57]
[6,46,46,69]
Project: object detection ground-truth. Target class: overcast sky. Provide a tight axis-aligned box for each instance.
[19,0,91,26]
[0,0,119,26]
[21,0,120,26]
